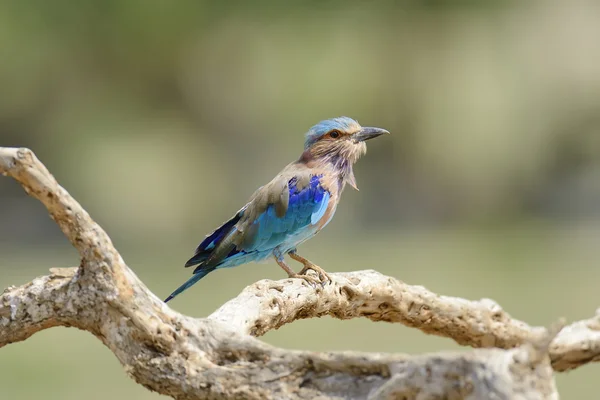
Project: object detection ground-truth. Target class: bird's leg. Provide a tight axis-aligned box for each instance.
[288,250,331,284]
[273,252,320,286]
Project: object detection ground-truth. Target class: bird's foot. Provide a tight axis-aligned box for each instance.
[297,263,331,285]
[287,272,322,287]
[287,251,332,285]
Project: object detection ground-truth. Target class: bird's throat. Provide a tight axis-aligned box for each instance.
[299,149,359,190]
[344,167,358,190]
[330,155,358,191]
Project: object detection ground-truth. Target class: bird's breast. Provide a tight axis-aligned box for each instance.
[315,191,339,230]
[306,169,341,230]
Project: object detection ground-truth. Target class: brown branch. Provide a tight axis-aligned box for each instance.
[209,272,600,372]
[0,148,116,266]
[0,269,559,399]
[209,272,544,348]
[0,268,78,344]
[0,146,593,399]
[550,310,600,371]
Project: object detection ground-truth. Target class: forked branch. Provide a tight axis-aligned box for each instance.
[0,147,597,399]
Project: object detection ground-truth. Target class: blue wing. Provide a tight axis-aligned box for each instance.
[240,175,330,253]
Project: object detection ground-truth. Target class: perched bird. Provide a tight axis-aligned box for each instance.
[165,117,388,302]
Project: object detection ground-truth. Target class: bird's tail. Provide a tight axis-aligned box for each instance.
[164,268,213,303]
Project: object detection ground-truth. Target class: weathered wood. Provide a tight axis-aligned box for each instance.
[0,146,595,399]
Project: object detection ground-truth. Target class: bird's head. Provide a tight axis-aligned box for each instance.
[303,117,389,165]
[302,117,389,190]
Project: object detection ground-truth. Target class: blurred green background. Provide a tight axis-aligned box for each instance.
[1,1,599,398]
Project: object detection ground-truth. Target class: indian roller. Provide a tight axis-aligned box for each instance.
[165,117,388,302]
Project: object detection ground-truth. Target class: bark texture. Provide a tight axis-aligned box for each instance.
[1,147,598,399]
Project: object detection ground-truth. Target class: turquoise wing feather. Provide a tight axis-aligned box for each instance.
[241,174,330,253]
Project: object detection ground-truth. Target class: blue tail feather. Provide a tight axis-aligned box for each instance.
[164,268,212,302]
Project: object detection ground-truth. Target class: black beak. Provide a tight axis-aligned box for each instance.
[352,127,390,142]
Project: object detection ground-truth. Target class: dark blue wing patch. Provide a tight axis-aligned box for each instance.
[185,209,244,267]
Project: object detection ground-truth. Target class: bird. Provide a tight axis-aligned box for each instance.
[165,117,389,302]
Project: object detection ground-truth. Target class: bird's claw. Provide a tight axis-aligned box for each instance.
[298,264,332,286]
[284,252,331,287]
[289,273,321,288]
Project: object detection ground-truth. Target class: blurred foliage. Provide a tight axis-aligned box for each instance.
[1,1,599,399]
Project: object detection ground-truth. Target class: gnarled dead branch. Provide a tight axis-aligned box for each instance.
[0,146,597,399]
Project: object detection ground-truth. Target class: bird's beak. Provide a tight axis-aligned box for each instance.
[352,127,390,142]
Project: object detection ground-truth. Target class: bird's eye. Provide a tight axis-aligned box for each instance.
[329,130,340,139]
